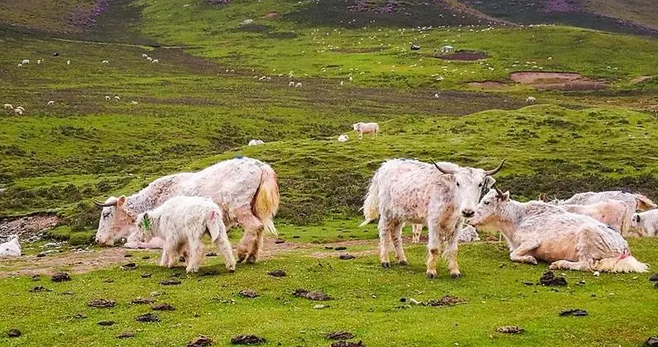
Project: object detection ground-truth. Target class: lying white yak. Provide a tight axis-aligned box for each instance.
[471,188,647,273]
[410,223,479,244]
[135,196,236,273]
[0,235,21,257]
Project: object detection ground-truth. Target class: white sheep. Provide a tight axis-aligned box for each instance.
[16,106,24,111]
[14,108,23,115]
[295,82,302,88]
[248,139,265,146]
[37,59,42,65]
[3,104,13,110]
[151,59,159,63]
[102,60,109,64]
[114,95,120,101]
[0,236,21,257]
[105,96,111,101]
[526,96,536,104]
[17,64,22,68]
[289,81,295,87]
[142,53,148,58]
[147,57,153,62]
[47,101,55,106]
[131,101,139,105]
[67,60,71,65]
[135,196,236,273]
[21,59,30,65]
[338,134,349,142]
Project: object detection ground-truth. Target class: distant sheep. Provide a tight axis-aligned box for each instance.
[67,60,71,65]
[352,122,379,140]
[151,59,159,63]
[37,59,42,64]
[102,60,109,64]
[114,95,120,101]
[16,106,24,111]
[248,139,265,146]
[526,96,536,104]
[142,53,148,58]
[14,108,23,115]
[338,134,349,142]
[3,104,12,110]
[105,96,111,101]
[131,101,139,105]
[289,81,295,87]
[0,235,21,257]
[17,64,22,68]
[147,57,153,62]
[295,82,302,88]
[21,59,30,65]
[47,101,55,106]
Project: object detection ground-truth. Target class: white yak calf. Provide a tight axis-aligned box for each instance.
[632,209,658,237]
[361,158,503,278]
[352,122,379,140]
[471,188,647,273]
[135,196,236,273]
[0,235,21,257]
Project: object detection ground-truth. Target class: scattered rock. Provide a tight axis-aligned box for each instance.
[88,299,116,308]
[293,289,332,301]
[124,254,133,258]
[188,335,213,347]
[334,246,347,251]
[324,246,334,250]
[103,278,114,283]
[339,254,355,260]
[72,313,87,319]
[116,332,136,339]
[98,321,115,326]
[141,273,152,278]
[239,290,259,298]
[152,303,175,311]
[131,297,155,305]
[292,235,300,239]
[29,286,51,293]
[230,334,266,345]
[7,329,21,338]
[51,272,71,282]
[206,252,217,257]
[135,313,160,323]
[650,273,658,282]
[121,262,138,270]
[538,271,567,286]
[267,270,286,277]
[646,336,658,346]
[274,239,285,244]
[142,256,150,260]
[160,279,182,286]
[559,309,588,317]
[425,295,465,307]
[496,326,524,334]
[331,341,366,347]
[325,331,355,340]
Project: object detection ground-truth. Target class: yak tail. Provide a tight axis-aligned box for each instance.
[359,174,380,227]
[632,193,657,211]
[253,164,280,236]
[595,254,648,273]
[206,209,225,244]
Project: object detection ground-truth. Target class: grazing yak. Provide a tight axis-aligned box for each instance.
[352,122,379,140]
[94,157,279,264]
[135,196,235,273]
[632,209,658,237]
[360,158,504,278]
[471,188,647,273]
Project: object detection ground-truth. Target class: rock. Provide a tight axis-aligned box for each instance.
[646,336,658,346]
[88,299,116,308]
[131,297,155,305]
[152,303,175,311]
[124,254,133,258]
[325,331,355,340]
[141,273,152,278]
[160,279,181,286]
[274,239,285,244]
[230,334,266,345]
[425,295,465,307]
[188,335,213,346]
[650,273,658,282]
[51,272,71,282]
[267,270,286,277]
[293,289,332,301]
[339,254,355,260]
[559,309,588,317]
[206,252,217,257]
[7,329,21,338]
[135,313,160,322]
[142,256,150,260]
[121,262,138,270]
[116,332,136,339]
[496,326,524,334]
[29,286,51,293]
[334,246,347,251]
[98,321,115,326]
[239,290,259,298]
[72,313,87,319]
[538,271,567,286]
[313,304,326,309]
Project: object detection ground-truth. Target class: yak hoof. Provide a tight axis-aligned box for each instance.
[245,254,257,264]
[227,267,236,273]
[426,272,436,279]
[399,260,409,266]
[381,262,391,268]
[450,272,461,279]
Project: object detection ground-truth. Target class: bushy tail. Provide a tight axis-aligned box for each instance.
[595,254,648,273]
[632,193,657,211]
[359,174,380,227]
[206,209,226,244]
[253,164,280,236]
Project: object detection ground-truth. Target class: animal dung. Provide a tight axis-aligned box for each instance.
[339,254,355,260]
[131,297,155,305]
[559,309,588,317]
[230,334,266,345]
[496,326,524,334]
[135,313,160,322]
[160,279,182,286]
[188,335,213,346]
[97,320,115,326]
[88,299,116,308]
[538,271,567,286]
[325,331,355,340]
[152,303,175,311]
[116,332,136,339]
[292,289,332,301]
[267,269,286,277]
[51,272,71,282]
[238,289,259,298]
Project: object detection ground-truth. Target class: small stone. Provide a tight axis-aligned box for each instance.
[116,332,136,339]
[51,272,71,282]
[188,335,213,347]
[496,326,524,334]
[339,254,355,260]
[334,246,347,251]
[559,309,588,317]
[141,273,152,278]
[230,334,266,345]
[205,252,217,257]
[313,304,326,309]
[239,290,259,298]
[88,299,116,308]
[98,321,115,326]
[160,279,181,286]
[121,262,138,270]
[267,270,286,277]
[7,329,21,338]
[135,313,160,322]
[152,303,175,311]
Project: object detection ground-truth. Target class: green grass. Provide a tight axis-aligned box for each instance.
[1,237,657,347]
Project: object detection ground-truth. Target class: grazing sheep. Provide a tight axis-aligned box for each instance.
[526,96,536,104]
[135,196,236,273]
[37,59,42,64]
[0,236,21,257]
[241,19,254,25]
[14,108,23,115]
[21,59,30,65]
[295,82,302,88]
[114,95,120,101]
[248,139,265,146]
[338,134,349,142]
[47,101,55,106]
[632,210,658,236]
[17,64,22,68]
[151,59,159,64]
[16,106,24,111]
[131,101,138,105]
[142,53,148,58]
[102,60,109,64]
[289,81,295,87]
[67,60,71,65]
[352,122,379,140]
[147,57,153,62]
[105,96,111,101]
[3,104,12,110]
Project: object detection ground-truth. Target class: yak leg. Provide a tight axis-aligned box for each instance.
[165,242,179,268]
[442,224,461,278]
[390,221,408,265]
[426,224,441,279]
[412,224,422,244]
[185,238,204,273]
[509,240,540,264]
[159,247,169,267]
[378,218,397,267]
[236,207,265,264]
[549,259,591,271]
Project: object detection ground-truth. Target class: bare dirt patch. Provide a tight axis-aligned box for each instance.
[0,215,59,239]
[631,75,653,84]
[510,71,607,91]
[293,288,332,301]
[438,50,487,61]
[467,81,509,90]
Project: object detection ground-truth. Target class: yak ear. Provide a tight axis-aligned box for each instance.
[500,191,510,201]
[484,176,496,189]
[116,195,127,209]
[634,214,641,223]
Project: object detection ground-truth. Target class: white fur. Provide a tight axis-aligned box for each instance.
[632,209,658,237]
[352,122,379,140]
[526,96,536,104]
[248,139,265,146]
[0,236,21,257]
[338,134,349,142]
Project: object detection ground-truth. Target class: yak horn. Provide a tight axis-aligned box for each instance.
[485,159,506,176]
[430,158,455,175]
[94,200,117,208]
[494,185,505,197]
